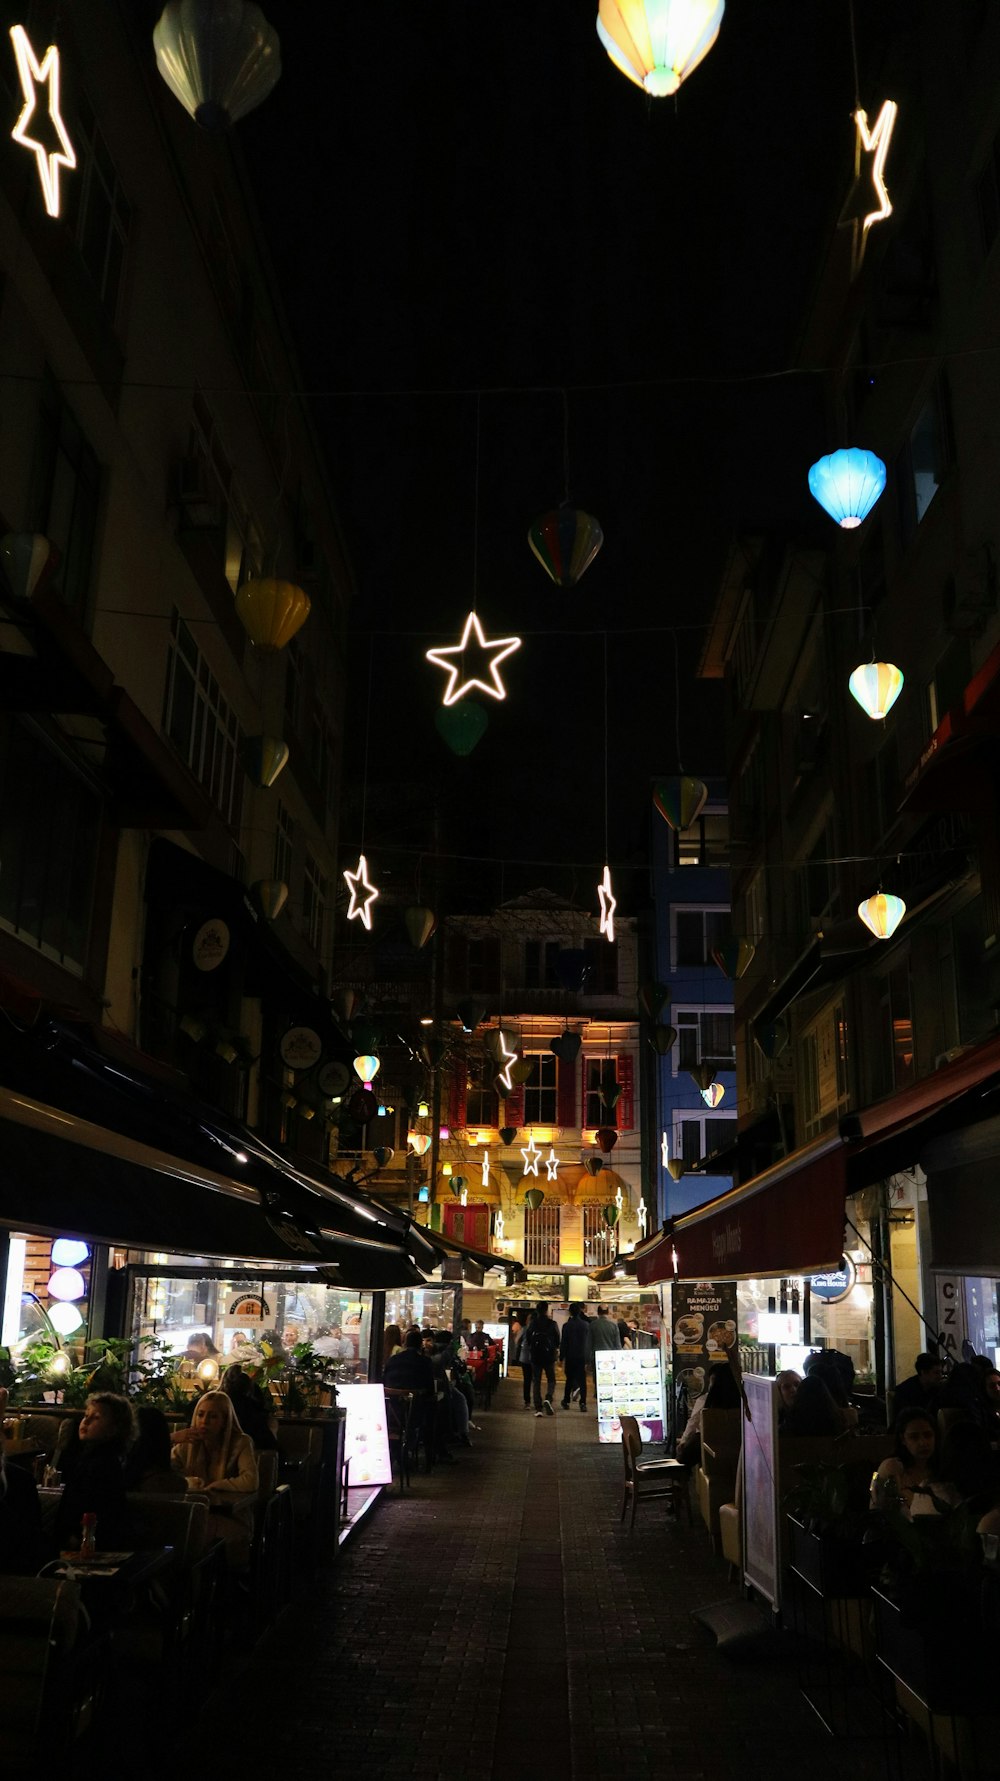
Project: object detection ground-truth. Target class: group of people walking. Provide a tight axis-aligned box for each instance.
[512,1302,626,1416]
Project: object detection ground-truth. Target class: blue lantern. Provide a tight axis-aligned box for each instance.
[808,448,886,530]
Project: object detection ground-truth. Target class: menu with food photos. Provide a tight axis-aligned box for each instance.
[596,1349,665,1445]
[671,1280,739,1438]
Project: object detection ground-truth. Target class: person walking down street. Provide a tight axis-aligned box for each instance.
[560,1303,594,1411]
[590,1303,622,1393]
[516,1313,535,1408]
[529,1302,560,1417]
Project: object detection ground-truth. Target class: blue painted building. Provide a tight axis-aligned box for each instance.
[649,780,736,1223]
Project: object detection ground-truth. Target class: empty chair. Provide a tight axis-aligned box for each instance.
[383,1388,415,1493]
[619,1414,689,1531]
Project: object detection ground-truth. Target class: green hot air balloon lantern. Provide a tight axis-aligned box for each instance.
[456,999,486,1032]
[435,701,488,755]
[523,1187,545,1211]
[690,1062,717,1094]
[638,981,670,1020]
[586,1156,604,1177]
[404,907,436,949]
[653,776,708,831]
[648,1024,677,1056]
[528,506,604,589]
[243,735,289,789]
[712,938,756,980]
[602,1202,620,1228]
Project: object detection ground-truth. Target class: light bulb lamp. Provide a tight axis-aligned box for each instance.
[353,1054,380,1086]
[597,0,725,98]
[858,891,906,940]
[849,661,904,720]
[196,1357,220,1384]
[808,448,886,530]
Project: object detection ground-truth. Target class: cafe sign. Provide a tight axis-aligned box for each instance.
[223,1290,271,1324]
[809,1256,857,1305]
[192,918,230,972]
[279,1026,323,1071]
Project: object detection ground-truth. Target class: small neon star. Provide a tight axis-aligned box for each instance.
[496,1030,518,1093]
[838,99,898,277]
[638,1196,648,1235]
[426,611,522,706]
[481,1152,491,1190]
[544,1148,560,1181]
[521,1135,542,1177]
[661,1131,670,1168]
[597,864,617,942]
[9,27,76,218]
[343,853,378,929]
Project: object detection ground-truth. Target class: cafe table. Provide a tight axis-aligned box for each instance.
[39,1547,176,1623]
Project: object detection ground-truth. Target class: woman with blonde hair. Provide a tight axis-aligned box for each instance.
[171,1390,258,1561]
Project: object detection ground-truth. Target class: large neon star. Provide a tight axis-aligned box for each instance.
[9,27,76,218]
[521,1135,542,1177]
[343,853,378,929]
[544,1148,560,1182]
[496,1030,518,1093]
[426,610,522,706]
[597,864,617,942]
[837,100,898,277]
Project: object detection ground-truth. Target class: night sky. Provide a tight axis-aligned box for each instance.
[241,2,889,910]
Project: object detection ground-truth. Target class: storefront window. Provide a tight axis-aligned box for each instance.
[382,1286,459,1336]
[129,1264,372,1382]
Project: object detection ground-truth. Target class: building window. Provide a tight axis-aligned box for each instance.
[524,939,561,989]
[302,852,327,955]
[585,1058,618,1129]
[745,872,765,943]
[308,706,335,809]
[274,802,294,887]
[673,907,729,967]
[61,89,131,328]
[188,395,262,593]
[0,720,101,974]
[284,636,304,736]
[465,1055,498,1129]
[163,613,244,828]
[465,937,500,993]
[674,808,729,867]
[523,1203,560,1269]
[676,1011,735,1073]
[31,385,100,626]
[676,1114,736,1168]
[523,1054,557,1125]
[583,938,618,994]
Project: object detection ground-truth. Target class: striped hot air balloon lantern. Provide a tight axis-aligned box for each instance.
[528,507,604,588]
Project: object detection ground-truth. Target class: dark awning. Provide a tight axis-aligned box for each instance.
[901,638,1000,815]
[420,1227,524,1286]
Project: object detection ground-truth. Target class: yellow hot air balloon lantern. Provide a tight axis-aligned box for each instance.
[597,0,725,98]
[235,578,310,651]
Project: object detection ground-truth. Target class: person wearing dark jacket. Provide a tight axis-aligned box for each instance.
[528,1301,560,1417]
[892,1352,944,1416]
[560,1303,594,1412]
[51,1392,135,1554]
[515,1313,535,1409]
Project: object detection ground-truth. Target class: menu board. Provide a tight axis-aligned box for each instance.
[338,1384,392,1488]
[595,1349,665,1445]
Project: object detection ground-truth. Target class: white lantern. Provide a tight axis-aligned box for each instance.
[153,0,281,130]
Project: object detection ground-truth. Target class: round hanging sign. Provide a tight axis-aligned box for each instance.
[318,1060,351,1096]
[279,1026,323,1071]
[192,918,230,972]
[809,1256,857,1305]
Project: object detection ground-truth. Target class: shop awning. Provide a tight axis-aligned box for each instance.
[901,637,1000,815]
[420,1227,524,1286]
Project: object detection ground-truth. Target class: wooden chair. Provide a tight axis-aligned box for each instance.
[383,1388,415,1493]
[620,1415,689,1531]
[719,1448,743,1582]
[696,1408,741,1552]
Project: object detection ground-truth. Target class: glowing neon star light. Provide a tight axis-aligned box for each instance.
[544,1148,560,1181]
[661,1131,670,1168]
[481,1152,491,1190]
[425,611,522,706]
[343,854,378,929]
[838,99,898,276]
[638,1196,648,1235]
[521,1135,543,1177]
[496,1030,518,1093]
[597,864,617,942]
[495,1209,505,1242]
[9,27,76,218]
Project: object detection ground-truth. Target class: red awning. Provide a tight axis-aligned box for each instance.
[842,1031,1000,1144]
[901,639,1000,814]
[651,1135,847,1284]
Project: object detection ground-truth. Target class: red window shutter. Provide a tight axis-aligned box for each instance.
[557,1056,577,1128]
[616,1053,634,1130]
[448,1056,468,1130]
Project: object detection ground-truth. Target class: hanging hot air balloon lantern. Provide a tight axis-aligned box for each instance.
[550,1029,582,1064]
[653,776,708,831]
[667,1158,685,1181]
[600,1084,623,1112]
[849,661,904,720]
[712,938,756,980]
[0,531,54,602]
[648,1024,678,1056]
[603,1202,620,1228]
[690,1062,717,1093]
[523,1187,545,1211]
[595,1126,618,1153]
[407,1130,432,1157]
[373,1146,394,1168]
[234,578,310,651]
[243,736,289,789]
[586,1156,605,1178]
[556,949,589,992]
[597,0,726,97]
[404,907,436,949]
[808,448,887,530]
[330,988,356,1026]
[252,879,287,921]
[510,1057,534,1086]
[754,1016,790,1060]
[153,0,282,130]
[638,981,670,1020]
[499,1127,518,1147]
[485,1026,518,1064]
[858,891,906,939]
[528,506,604,589]
[435,701,489,755]
[352,1054,380,1086]
[456,999,486,1032]
[701,1081,726,1109]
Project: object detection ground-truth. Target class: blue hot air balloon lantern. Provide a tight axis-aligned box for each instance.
[808,448,886,530]
[528,506,604,588]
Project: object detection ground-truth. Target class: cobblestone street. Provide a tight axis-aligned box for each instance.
[204,1381,902,1780]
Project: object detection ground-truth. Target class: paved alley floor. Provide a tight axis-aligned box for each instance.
[225,1382,902,1781]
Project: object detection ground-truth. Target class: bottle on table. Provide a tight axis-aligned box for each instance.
[80,1512,97,1558]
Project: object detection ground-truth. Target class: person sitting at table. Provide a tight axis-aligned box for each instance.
[940,1419,1000,1518]
[220,1364,278,1451]
[0,1445,43,1573]
[124,1407,187,1495]
[382,1323,404,1367]
[676,1360,742,1463]
[872,1408,958,1517]
[781,1373,845,1438]
[775,1370,803,1426]
[51,1393,136,1554]
[171,1390,258,1563]
[803,1350,860,1430]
